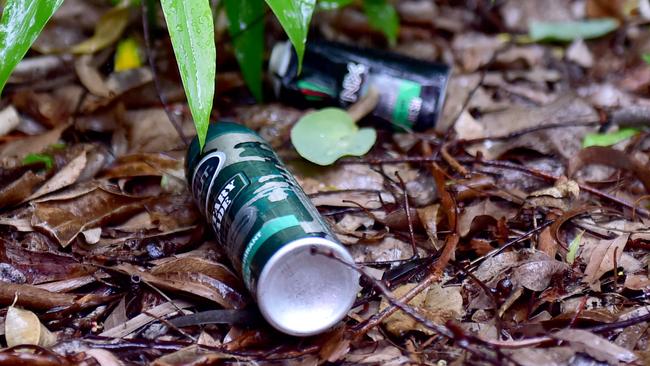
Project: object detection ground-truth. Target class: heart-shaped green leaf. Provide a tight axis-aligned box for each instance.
[291,108,376,165]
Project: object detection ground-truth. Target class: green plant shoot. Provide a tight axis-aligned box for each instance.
[225,0,265,101]
[566,230,584,265]
[0,0,64,95]
[160,0,216,150]
[265,0,316,73]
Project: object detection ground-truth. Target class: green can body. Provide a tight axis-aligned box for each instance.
[186,122,358,336]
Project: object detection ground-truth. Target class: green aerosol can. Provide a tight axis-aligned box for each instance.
[186,122,359,336]
[269,40,450,131]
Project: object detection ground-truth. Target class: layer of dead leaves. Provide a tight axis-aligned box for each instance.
[1,0,650,365]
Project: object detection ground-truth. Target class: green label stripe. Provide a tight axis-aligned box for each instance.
[392,80,422,129]
[241,214,301,286]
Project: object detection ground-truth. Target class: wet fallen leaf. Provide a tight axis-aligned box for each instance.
[568,146,650,193]
[115,263,247,309]
[552,328,637,364]
[0,171,46,209]
[583,233,630,286]
[71,6,129,54]
[4,306,56,347]
[0,123,68,159]
[380,282,463,335]
[467,94,598,160]
[458,199,517,237]
[512,256,569,291]
[28,150,87,201]
[31,184,147,246]
[506,347,575,366]
[526,178,580,210]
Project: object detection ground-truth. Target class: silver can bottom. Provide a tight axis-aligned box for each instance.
[256,237,360,336]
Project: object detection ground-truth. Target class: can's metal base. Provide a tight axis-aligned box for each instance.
[256,237,360,336]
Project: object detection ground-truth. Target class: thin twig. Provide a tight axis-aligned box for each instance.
[394,171,418,259]
[141,0,189,146]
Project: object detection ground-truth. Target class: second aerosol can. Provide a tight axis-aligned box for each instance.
[186,122,359,336]
[269,40,451,131]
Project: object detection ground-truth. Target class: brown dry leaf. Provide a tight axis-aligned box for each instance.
[437,73,482,133]
[101,153,183,179]
[82,349,124,366]
[467,94,598,160]
[416,204,440,250]
[123,109,191,153]
[567,39,594,68]
[452,33,505,72]
[624,274,650,290]
[0,171,46,209]
[31,184,147,247]
[28,150,88,201]
[458,199,517,237]
[151,345,233,366]
[344,342,410,365]
[538,226,559,258]
[0,105,20,137]
[583,233,630,286]
[512,257,569,291]
[526,178,580,210]
[4,306,57,347]
[454,110,485,140]
[505,347,575,366]
[587,0,628,19]
[380,282,463,336]
[568,146,650,193]
[150,257,241,290]
[235,104,303,148]
[0,123,68,159]
[0,238,96,284]
[100,300,192,338]
[552,328,638,364]
[114,263,247,309]
[500,0,574,30]
[0,282,103,310]
[75,54,112,97]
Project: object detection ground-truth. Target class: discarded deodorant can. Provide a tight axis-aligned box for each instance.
[186,122,360,336]
[269,40,450,131]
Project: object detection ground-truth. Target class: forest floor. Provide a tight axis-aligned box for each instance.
[1,0,650,365]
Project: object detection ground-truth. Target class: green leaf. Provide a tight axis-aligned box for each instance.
[0,0,64,95]
[566,230,584,265]
[23,153,53,170]
[317,0,353,10]
[529,18,619,42]
[160,0,216,150]
[643,53,650,65]
[265,0,316,73]
[291,107,376,165]
[224,0,265,101]
[363,0,399,45]
[582,128,639,148]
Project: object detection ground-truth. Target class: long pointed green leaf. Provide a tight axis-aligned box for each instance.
[363,0,399,45]
[160,0,215,149]
[0,0,64,95]
[265,0,316,73]
[224,0,265,101]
